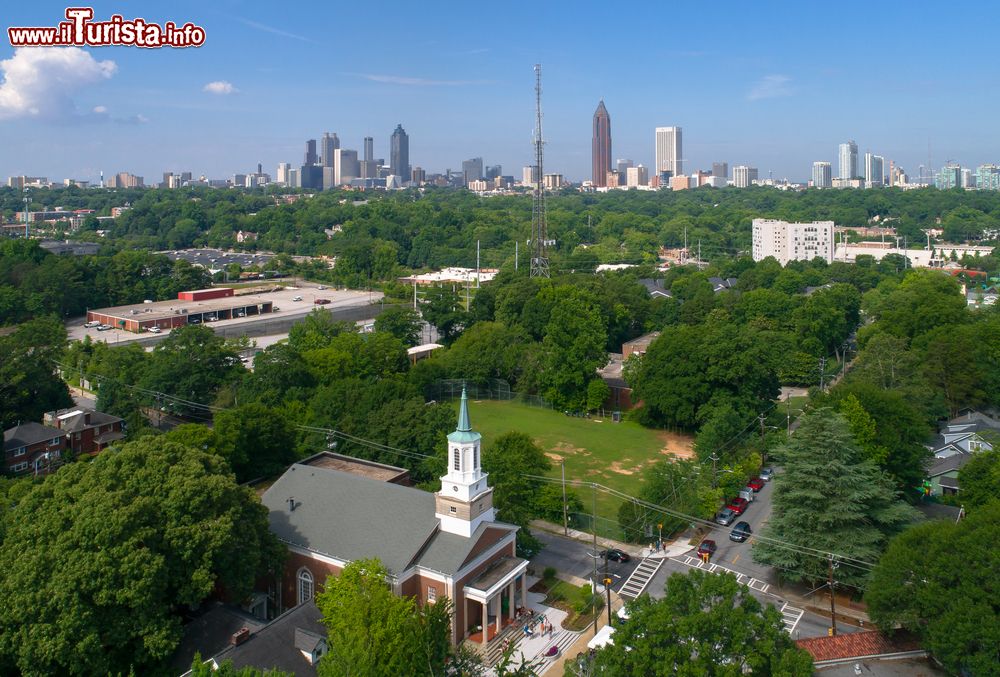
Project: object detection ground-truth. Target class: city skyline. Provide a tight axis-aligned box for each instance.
[2,2,1000,183]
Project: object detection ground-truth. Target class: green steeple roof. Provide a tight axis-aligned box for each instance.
[448,387,481,444]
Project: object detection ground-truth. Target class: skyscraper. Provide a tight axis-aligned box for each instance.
[363,136,374,163]
[304,139,318,166]
[838,141,858,179]
[592,100,612,187]
[732,165,758,188]
[462,157,484,184]
[712,162,728,179]
[655,127,683,177]
[864,153,884,187]
[390,124,410,181]
[812,161,832,188]
[320,133,340,167]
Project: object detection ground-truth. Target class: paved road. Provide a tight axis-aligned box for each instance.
[532,530,638,593]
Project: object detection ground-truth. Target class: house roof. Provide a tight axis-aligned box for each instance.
[638,278,673,298]
[926,453,970,477]
[169,603,266,674]
[707,276,738,292]
[3,422,64,452]
[415,523,516,575]
[210,601,326,677]
[796,630,922,663]
[262,463,440,575]
[48,407,123,433]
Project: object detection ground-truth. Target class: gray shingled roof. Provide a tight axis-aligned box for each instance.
[416,521,516,575]
[50,407,123,433]
[262,463,440,575]
[927,454,969,477]
[3,422,64,452]
[210,601,326,677]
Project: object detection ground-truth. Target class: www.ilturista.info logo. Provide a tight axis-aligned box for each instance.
[8,8,206,48]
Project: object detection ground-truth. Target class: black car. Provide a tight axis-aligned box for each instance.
[730,521,752,542]
[600,548,631,563]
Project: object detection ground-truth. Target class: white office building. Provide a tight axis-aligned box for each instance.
[839,141,858,179]
[752,218,835,265]
[333,149,360,186]
[732,165,758,188]
[864,153,884,187]
[812,162,832,188]
[626,165,648,187]
[655,127,682,177]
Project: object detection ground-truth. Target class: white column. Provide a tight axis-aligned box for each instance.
[495,594,501,634]
[481,600,488,647]
[520,574,527,610]
[508,582,515,620]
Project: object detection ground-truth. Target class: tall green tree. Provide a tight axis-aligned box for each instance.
[957,449,1000,511]
[866,502,1000,677]
[213,403,298,482]
[0,437,284,676]
[751,409,918,587]
[374,305,424,347]
[141,324,242,415]
[0,316,72,428]
[538,286,608,409]
[582,570,813,676]
[315,559,451,677]
[482,432,551,556]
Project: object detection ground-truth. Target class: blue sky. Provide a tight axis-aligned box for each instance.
[1,1,998,183]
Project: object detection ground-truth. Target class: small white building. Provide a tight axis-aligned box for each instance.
[752,219,834,265]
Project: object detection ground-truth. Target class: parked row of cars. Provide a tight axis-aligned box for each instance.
[708,468,773,549]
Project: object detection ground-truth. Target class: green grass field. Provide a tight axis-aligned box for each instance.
[466,400,694,539]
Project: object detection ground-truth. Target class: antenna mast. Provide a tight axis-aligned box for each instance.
[530,63,549,278]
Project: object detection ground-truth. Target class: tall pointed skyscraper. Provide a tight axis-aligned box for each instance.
[390,124,410,182]
[592,100,612,187]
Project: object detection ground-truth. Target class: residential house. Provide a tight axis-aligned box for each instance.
[638,278,673,299]
[260,389,527,648]
[925,411,999,495]
[3,422,67,475]
[598,332,662,411]
[43,407,125,457]
[707,276,739,293]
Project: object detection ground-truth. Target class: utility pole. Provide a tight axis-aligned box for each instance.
[562,461,569,536]
[828,555,838,636]
[515,240,518,271]
[819,356,827,390]
[592,482,599,637]
[709,452,719,487]
[476,240,481,288]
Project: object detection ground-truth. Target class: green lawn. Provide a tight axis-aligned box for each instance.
[467,400,692,539]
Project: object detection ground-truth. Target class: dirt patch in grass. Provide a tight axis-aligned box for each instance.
[657,430,696,459]
[608,461,639,475]
[553,441,589,455]
[544,452,565,463]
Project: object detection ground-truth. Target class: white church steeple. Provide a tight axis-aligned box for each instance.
[435,387,495,537]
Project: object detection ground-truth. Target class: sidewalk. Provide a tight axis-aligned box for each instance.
[530,519,695,559]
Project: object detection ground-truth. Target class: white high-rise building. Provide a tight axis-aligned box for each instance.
[522,165,539,186]
[864,153,884,187]
[625,164,648,187]
[839,141,858,179]
[655,127,682,176]
[276,162,291,185]
[333,149,359,186]
[752,219,835,265]
[812,161,832,188]
[732,165,758,188]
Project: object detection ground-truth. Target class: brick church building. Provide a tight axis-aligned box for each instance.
[261,389,530,646]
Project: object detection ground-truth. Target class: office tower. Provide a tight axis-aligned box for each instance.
[485,165,502,180]
[299,165,323,189]
[889,164,907,187]
[626,165,648,187]
[616,159,633,176]
[522,165,539,186]
[936,164,961,189]
[411,167,426,184]
[976,164,1000,190]
[304,139,318,166]
[592,100,612,187]
[732,165,758,188]
[752,219,835,265]
[838,141,858,179]
[333,149,360,186]
[812,162,832,188]
[276,162,291,185]
[390,124,410,181]
[655,126,683,176]
[864,153,884,187]
[462,157,484,184]
[363,136,374,163]
[712,162,728,178]
[961,168,975,189]
[287,168,300,188]
[320,133,340,167]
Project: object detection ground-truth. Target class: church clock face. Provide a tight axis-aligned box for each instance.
[453,485,459,491]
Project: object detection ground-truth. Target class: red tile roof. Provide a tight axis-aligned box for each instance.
[796,630,922,662]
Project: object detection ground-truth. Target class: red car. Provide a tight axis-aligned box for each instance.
[313,298,331,305]
[748,478,765,492]
[727,497,749,515]
[696,539,717,558]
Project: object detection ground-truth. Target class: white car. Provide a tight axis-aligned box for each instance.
[84,321,101,328]
[147,326,161,334]
[317,285,327,290]
[292,295,303,302]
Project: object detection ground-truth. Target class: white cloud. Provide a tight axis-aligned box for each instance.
[92,105,107,114]
[0,47,117,121]
[356,73,491,86]
[203,80,238,95]
[747,74,792,101]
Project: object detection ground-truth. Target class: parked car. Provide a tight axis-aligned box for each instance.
[83,321,101,328]
[317,285,327,290]
[760,467,774,481]
[715,507,736,526]
[696,539,717,558]
[313,298,331,305]
[727,497,749,515]
[739,487,755,503]
[600,548,631,563]
[147,326,161,334]
[189,317,201,324]
[730,521,752,542]
[292,295,303,301]
[96,324,112,331]
[748,477,765,492]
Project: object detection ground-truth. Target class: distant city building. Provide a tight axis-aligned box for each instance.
[712,162,728,178]
[864,153,884,187]
[732,165,758,188]
[7,176,49,189]
[304,139,318,166]
[605,170,620,187]
[626,165,648,187]
[752,218,835,265]
[670,175,691,190]
[522,165,539,186]
[321,133,340,168]
[411,167,426,185]
[616,158,633,176]
[363,136,374,163]
[936,164,962,190]
[655,126,682,176]
[108,172,143,188]
[334,149,360,186]
[542,174,563,190]
[288,168,300,188]
[484,165,502,181]
[889,164,907,187]
[276,163,291,185]
[961,168,975,189]
[390,124,410,184]
[592,100,612,187]
[976,164,1000,190]
[838,141,858,180]
[812,161,832,188]
[832,177,865,189]
[462,157,484,184]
